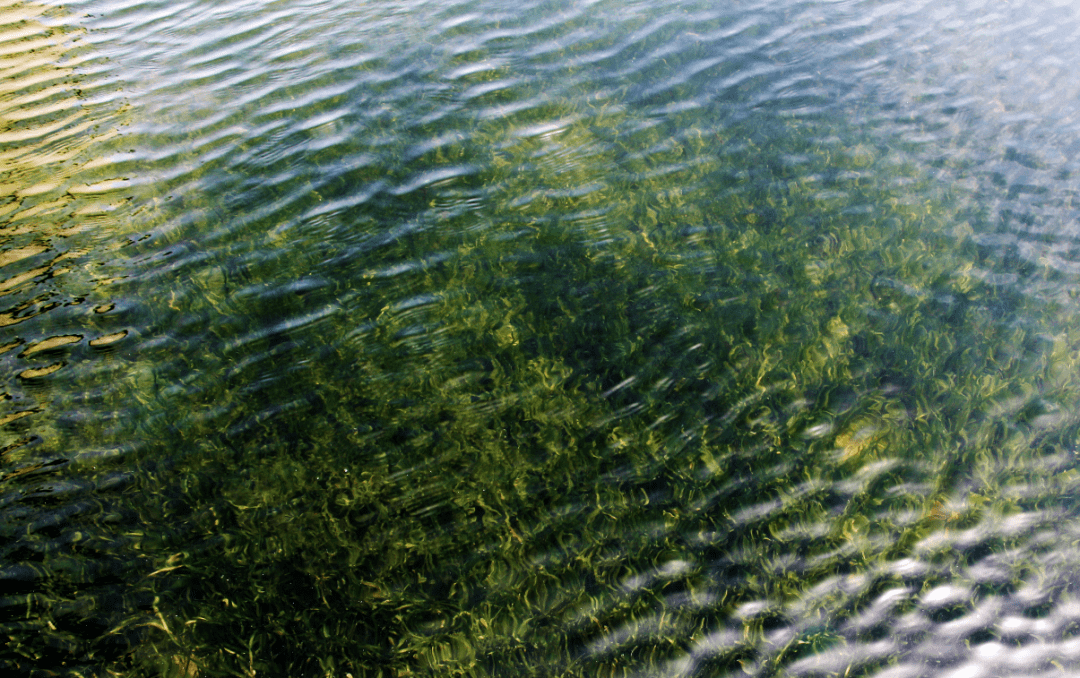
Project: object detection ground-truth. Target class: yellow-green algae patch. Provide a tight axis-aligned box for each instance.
[104,103,1080,678]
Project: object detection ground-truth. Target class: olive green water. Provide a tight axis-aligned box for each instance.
[7,0,1080,676]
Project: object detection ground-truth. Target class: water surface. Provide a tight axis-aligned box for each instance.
[7,0,1080,676]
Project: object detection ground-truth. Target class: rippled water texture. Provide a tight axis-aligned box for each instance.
[8,0,1080,676]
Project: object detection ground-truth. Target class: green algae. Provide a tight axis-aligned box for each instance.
[7,4,1080,676]
[86,100,1080,678]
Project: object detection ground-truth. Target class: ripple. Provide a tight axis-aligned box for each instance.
[10,0,1080,675]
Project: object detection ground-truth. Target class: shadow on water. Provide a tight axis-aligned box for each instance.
[103,116,1080,676]
[7,0,1080,677]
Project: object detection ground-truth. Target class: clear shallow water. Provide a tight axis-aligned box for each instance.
[7,0,1080,676]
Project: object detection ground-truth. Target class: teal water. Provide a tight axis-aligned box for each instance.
[7,0,1080,676]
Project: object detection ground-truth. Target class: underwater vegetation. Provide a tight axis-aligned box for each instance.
[7,1,1080,677]
[71,105,1080,677]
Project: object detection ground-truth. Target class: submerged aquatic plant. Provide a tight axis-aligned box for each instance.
[85,92,1080,678]
[8,2,1080,676]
